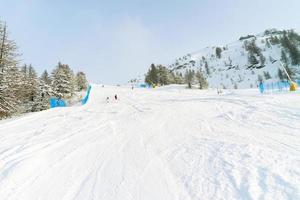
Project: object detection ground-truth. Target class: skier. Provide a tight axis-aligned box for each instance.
[114,94,118,101]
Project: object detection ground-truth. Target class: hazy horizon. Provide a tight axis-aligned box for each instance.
[1,0,300,84]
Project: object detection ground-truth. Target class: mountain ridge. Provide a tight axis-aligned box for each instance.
[167,28,300,89]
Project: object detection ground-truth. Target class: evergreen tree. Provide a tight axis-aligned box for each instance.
[157,65,170,85]
[32,79,52,112]
[51,62,75,98]
[245,39,262,56]
[284,65,295,80]
[280,33,300,65]
[259,54,266,66]
[248,53,259,65]
[145,64,158,85]
[172,72,183,84]
[280,50,295,79]
[266,39,271,48]
[281,50,289,64]
[195,70,208,89]
[215,47,222,59]
[40,70,51,85]
[270,36,280,45]
[204,61,210,75]
[287,30,300,43]
[19,64,39,112]
[75,71,88,91]
[263,71,271,80]
[0,21,20,118]
[234,83,238,89]
[245,39,266,66]
[28,65,38,100]
[184,69,194,89]
[278,68,284,81]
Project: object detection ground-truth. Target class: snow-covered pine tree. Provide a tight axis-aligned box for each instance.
[19,64,39,112]
[40,70,51,86]
[169,71,182,84]
[32,79,53,111]
[7,65,22,106]
[51,62,75,99]
[157,65,170,86]
[19,64,29,106]
[27,70,56,112]
[75,71,88,91]
[184,69,195,89]
[195,70,208,89]
[145,64,158,86]
[28,65,38,100]
[0,21,20,118]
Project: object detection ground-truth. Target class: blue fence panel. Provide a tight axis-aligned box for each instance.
[259,83,264,94]
[50,98,67,108]
[259,80,299,93]
[82,85,92,105]
[139,83,151,88]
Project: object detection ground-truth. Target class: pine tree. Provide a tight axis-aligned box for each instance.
[157,65,170,85]
[259,54,266,66]
[75,71,88,91]
[51,62,75,99]
[270,36,280,45]
[263,71,271,80]
[184,69,194,89]
[195,70,208,89]
[284,65,295,80]
[28,65,38,100]
[145,64,158,85]
[216,47,222,59]
[266,39,271,48]
[19,64,39,112]
[234,83,238,89]
[280,33,300,65]
[204,61,210,75]
[32,79,52,111]
[248,53,259,65]
[281,50,289,64]
[0,21,20,118]
[40,70,51,85]
[278,68,284,81]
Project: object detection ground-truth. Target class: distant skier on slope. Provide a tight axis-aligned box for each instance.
[114,94,118,101]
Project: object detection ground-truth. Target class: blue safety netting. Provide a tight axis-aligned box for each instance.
[139,83,151,88]
[50,98,67,108]
[82,85,92,105]
[259,80,300,93]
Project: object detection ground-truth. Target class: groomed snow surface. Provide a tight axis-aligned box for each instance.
[0,85,299,200]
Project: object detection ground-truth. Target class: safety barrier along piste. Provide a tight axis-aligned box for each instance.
[259,80,299,93]
[50,85,92,108]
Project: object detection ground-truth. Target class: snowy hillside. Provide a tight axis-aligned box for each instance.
[0,85,299,200]
[169,29,300,89]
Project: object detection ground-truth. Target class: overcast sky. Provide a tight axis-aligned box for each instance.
[0,0,299,84]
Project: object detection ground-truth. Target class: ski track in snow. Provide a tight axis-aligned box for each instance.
[0,85,299,200]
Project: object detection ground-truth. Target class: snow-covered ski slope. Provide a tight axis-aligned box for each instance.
[0,85,299,200]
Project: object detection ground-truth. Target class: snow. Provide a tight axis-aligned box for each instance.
[170,31,300,89]
[0,85,299,200]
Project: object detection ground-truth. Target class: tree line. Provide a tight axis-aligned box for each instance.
[0,21,88,119]
[145,63,208,89]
